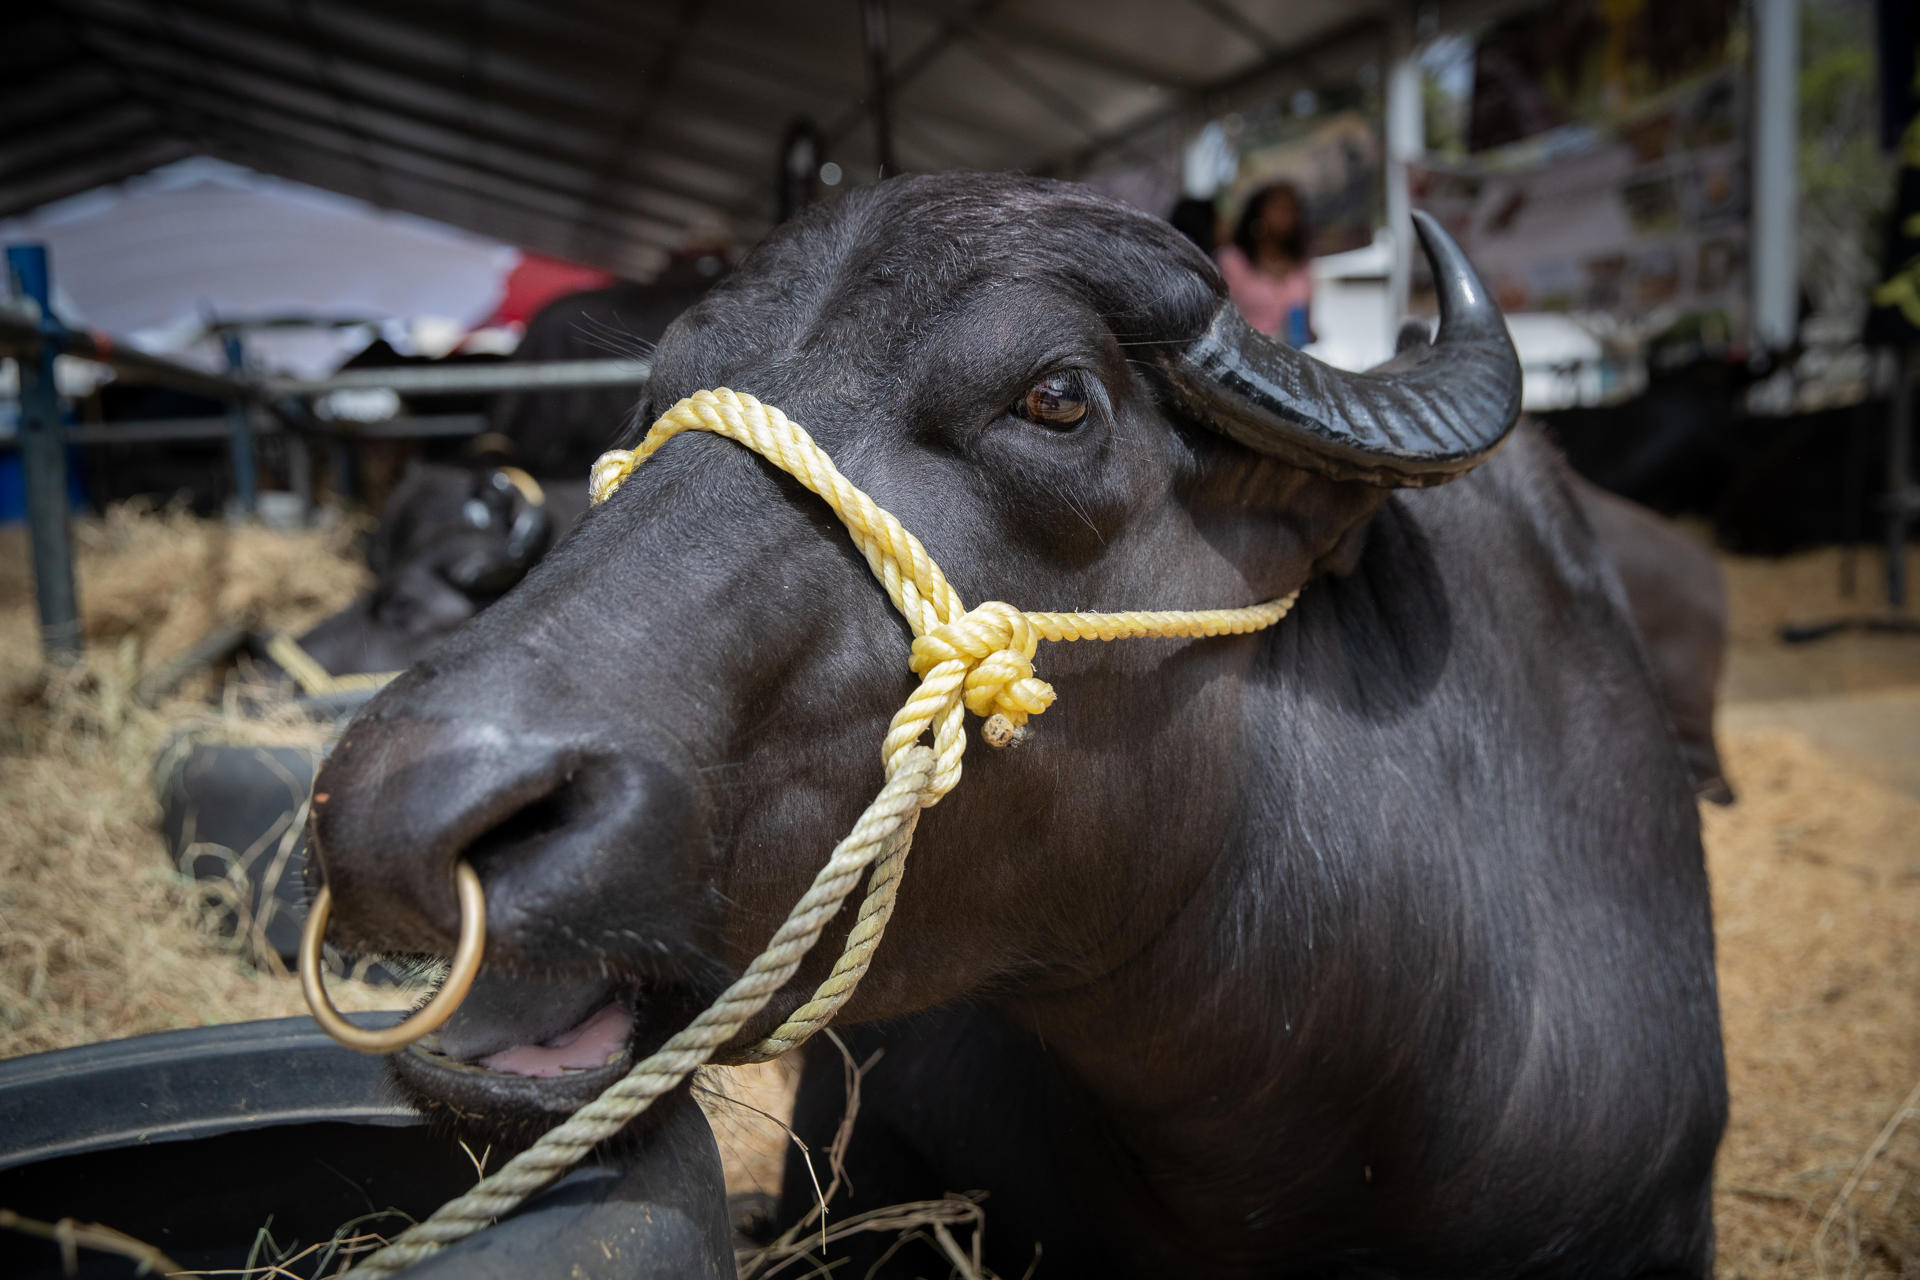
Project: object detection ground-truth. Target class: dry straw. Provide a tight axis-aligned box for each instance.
[4,510,1917,1278]
[0,503,400,1061]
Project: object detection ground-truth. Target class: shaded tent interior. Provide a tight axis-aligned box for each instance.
[3,0,1480,280]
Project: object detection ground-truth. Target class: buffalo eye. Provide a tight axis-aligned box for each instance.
[1016,372,1088,429]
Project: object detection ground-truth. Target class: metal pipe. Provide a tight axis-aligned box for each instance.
[222,332,258,516]
[861,0,895,176]
[1383,2,1422,332]
[1752,0,1800,352]
[1889,348,1916,610]
[0,301,254,402]
[3,306,651,401]
[5,245,83,664]
[284,424,314,518]
[0,412,492,447]
[265,359,650,396]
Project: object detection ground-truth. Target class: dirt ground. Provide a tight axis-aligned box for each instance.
[1,510,1915,1276]
[1700,545,1920,1278]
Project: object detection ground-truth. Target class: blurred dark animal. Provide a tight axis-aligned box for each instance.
[1396,327,1734,803]
[283,462,587,681]
[1540,365,1901,554]
[1573,476,1734,802]
[81,384,231,514]
[487,253,722,477]
[304,176,1725,1278]
[325,338,511,509]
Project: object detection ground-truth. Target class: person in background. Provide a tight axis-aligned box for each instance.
[1216,182,1316,347]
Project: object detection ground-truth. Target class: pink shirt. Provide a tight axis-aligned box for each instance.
[1216,245,1313,340]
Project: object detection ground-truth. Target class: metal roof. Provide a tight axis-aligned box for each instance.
[6,0,1417,279]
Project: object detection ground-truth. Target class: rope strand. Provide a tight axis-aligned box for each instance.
[346,388,1297,1273]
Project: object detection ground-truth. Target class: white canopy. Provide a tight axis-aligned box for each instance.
[0,158,519,378]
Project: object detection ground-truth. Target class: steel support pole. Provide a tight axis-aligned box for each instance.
[0,303,254,401]
[282,410,313,521]
[265,359,650,397]
[1384,3,1423,333]
[1752,0,1800,352]
[5,244,82,664]
[861,0,895,177]
[1889,347,1915,610]
[222,332,258,516]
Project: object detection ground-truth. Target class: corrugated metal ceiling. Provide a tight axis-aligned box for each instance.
[4,0,1403,279]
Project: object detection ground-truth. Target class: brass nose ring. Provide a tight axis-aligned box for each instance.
[298,862,486,1054]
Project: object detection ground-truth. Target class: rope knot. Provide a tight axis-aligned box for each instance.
[910,601,1057,743]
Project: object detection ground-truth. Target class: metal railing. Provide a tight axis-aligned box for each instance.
[1,244,653,663]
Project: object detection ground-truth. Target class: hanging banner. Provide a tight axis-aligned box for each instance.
[1409,69,1748,338]
[1225,110,1384,258]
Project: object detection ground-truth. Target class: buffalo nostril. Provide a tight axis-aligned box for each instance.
[461,783,582,881]
[313,714,699,967]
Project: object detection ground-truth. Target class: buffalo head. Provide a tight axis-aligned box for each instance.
[288,463,577,681]
[307,174,1518,1136]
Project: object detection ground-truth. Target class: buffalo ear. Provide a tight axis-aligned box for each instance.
[1159,210,1522,489]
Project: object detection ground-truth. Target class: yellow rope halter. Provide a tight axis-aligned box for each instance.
[591,388,1297,763]
[330,386,1298,1274]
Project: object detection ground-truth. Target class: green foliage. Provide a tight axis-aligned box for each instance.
[1797,0,1895,320]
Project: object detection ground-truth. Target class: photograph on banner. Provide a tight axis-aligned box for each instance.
[1224,109,1383,259]
[1409,68,1749,341]
[1467,0,1740,153]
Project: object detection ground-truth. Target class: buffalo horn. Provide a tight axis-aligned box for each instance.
[1164,211,1522,488]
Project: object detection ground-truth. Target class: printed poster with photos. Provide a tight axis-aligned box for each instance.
[1408,70,1748,336]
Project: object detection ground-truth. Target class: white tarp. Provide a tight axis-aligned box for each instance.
[0,158,519,379]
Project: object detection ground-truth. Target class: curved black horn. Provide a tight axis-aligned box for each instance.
[1165,210,1521,488]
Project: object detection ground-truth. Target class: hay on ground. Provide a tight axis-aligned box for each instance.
[1705,727,1919,1278]
[0,505,400,1061]
[3,507,1917,1280]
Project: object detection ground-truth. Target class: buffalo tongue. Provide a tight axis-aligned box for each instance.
[432,969,615,1062]
[478,1003,633,1078]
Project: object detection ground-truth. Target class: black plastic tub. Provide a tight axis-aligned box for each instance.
[0,1014,732,1278]
[151,687,384,970]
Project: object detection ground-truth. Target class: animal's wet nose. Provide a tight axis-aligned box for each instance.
[310,713,693,963]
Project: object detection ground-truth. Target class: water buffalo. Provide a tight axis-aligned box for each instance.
[1393,326,1734,804]
[307,174,1727,1278]
[1572,476,1734,803]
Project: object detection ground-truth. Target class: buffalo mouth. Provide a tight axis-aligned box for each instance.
[388,967,705,1133]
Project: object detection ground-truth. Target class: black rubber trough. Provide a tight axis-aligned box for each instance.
[0,1014,732,1278]
[152,685,384,973]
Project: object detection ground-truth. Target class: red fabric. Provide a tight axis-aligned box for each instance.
[486,252,617,328]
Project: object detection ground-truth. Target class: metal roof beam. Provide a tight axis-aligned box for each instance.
[83,34,745,233]
[0,137,197,221]
[823,0,1011,149]
[287,0,392,209]
[573,0,706,259]
[74,13,768,228]
[0,64,122,130]
[317,0,1053,179]
[176,105,688,251]
[186,112,689,264]
[67,0,758,198]
[1038,13,1388,177]
[915,1,1204,89]
[1179,0,1282,57]
[952,29,1107,142]
[238,0,822,162]
[0,103,158,176]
